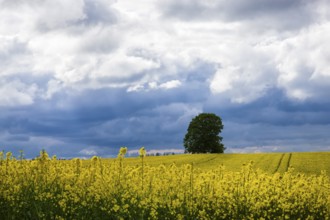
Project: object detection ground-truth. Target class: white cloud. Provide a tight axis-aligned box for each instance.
[276,23,330,101]
[126,84,145,92]
[0,80,37,106]
[35,0,86,30]
[43,79,64,100]
[127,80,182,92]
[148,82,158,90]
[209,41,278,103]
[79,148,98,156]
[94,53,160,80]
[159,80,181,89]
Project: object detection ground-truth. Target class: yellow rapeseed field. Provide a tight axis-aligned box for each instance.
[0,148,329,219]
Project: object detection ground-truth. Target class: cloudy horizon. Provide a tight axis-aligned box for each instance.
[1,0,330,158]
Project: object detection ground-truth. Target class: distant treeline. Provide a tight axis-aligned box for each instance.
[146,152,176,156]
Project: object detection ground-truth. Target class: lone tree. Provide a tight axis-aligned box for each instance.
[184,113,225,153]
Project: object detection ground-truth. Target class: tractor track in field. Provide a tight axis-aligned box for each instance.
[273,153,285,174]
[273,153,293,173]
[194,155,217,166]
[285,153,292,172]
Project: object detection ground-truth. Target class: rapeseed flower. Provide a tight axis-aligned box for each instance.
[139,147,146,158]
[0,150,329,219]
[118,146,127,159]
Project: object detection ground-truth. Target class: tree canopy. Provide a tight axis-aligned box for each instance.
[184,113,225,153]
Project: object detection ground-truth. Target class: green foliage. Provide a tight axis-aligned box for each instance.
[184,113,225,153]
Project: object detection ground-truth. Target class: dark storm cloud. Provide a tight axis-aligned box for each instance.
[2,66,330,157]
[222,121,330,153]
[0,72,210,157]
[206,88,330,126]
[205,88,330,151]
[1,71,330,157]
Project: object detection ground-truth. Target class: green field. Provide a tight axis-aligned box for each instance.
[101,152,330,176]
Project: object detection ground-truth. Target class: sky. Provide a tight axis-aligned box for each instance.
[1,0,330,158]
